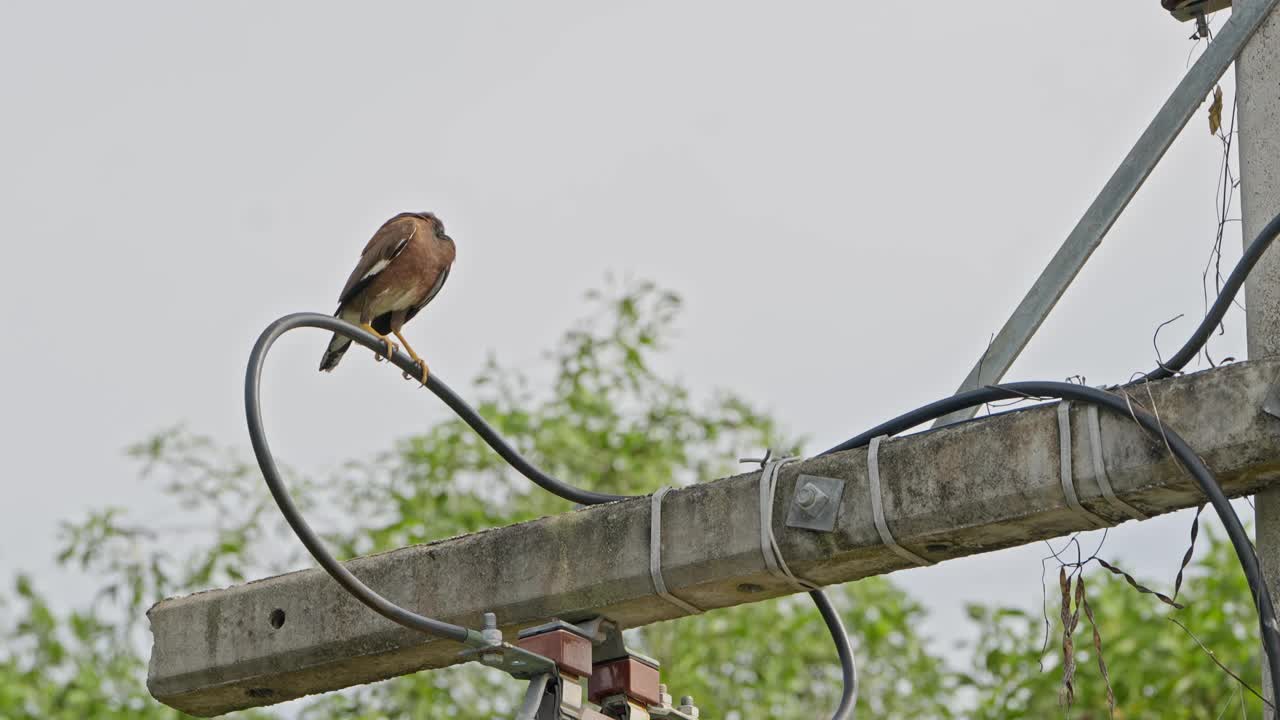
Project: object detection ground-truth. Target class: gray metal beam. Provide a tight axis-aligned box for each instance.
[147,359,1280,716]
[933,0,1280,428]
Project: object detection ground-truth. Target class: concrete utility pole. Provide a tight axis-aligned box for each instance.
[1235,0,1280,713]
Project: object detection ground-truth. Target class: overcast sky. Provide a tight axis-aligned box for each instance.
[0,0,1258,697]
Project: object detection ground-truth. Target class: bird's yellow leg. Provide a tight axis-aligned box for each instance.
[359,323,398,361]
[394,331,429,385]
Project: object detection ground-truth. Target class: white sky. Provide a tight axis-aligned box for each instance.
[0,0,1259,690]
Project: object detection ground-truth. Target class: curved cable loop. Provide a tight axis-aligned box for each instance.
[247,312,859,718]
[248,316,481,643]
[253,314,625,506]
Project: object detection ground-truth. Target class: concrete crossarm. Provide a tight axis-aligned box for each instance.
[148,359,1280,716]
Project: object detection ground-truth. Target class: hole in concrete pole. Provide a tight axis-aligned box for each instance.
[269,608,286,629]
[247,688,275,698]
[737,583,765,594]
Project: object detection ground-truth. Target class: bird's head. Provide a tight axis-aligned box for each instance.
[409,211,453,245]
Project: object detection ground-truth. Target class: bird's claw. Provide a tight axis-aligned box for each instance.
[401,360,429,386]
[373,338,399,362]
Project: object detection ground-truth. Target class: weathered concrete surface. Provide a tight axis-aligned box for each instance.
[1236,1,1280,714]
[148,359,1280,716]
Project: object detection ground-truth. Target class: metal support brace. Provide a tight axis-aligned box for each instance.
[933,0,1280,428]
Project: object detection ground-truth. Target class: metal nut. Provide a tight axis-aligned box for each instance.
[795,481,830,516]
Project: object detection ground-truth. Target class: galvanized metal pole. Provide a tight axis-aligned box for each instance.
[932,0,1280,429]
[1235,0,1280,713]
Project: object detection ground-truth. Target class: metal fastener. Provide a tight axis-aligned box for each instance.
[785,474,846,532]
[795,481,829,515]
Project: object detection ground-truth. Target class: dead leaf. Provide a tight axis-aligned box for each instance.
[1209,85,1224,135]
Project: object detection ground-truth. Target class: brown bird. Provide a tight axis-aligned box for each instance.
[319,212,456,384]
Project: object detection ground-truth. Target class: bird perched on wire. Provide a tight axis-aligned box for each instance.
[319,212,455,384]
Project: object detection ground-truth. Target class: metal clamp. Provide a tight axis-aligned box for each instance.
[1056,402,1110,528]
[867,436,934,567]
[758,454,820,592]
[650,487,704,616]
[1084,404,1147,521]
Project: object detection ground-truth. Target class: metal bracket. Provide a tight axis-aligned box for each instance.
[784,474,846,532]
[458,612,558,680]
[1164,0,1233,23]
[458,641,558,680]
[566,616,629,664]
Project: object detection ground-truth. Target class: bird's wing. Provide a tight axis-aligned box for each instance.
[336,217,418,306]
[404,264,451,323]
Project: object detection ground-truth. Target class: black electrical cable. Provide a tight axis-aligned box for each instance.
[246,318,1280,713]
[822,380,1280,688]
[1146,210,1280,380]
[252,314,625,507]
[246,208,1280,713]
[811,588,857,720]
[244,312,857,717]
[246,315,482,644]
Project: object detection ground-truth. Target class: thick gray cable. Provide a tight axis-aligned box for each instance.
[1056,402,1109,528]
[758,456,820,591]
[866,436,933,567]
[650,487,704,616]
[1084,404,1148,521]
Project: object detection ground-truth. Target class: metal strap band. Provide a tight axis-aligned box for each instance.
[649,487,703,616]
[867,436,933,567]
[758,455,819,592]
[1056,402,1108,528]
[1085,405,1148,520]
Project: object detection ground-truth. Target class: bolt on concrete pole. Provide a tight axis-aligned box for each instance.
[1235,0,1280,714]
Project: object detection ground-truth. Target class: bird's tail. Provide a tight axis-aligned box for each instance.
[319,308,358,372]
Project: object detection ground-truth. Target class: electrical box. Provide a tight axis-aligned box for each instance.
[1162,0,1233,21]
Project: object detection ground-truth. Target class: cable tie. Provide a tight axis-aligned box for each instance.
[757,454,821,591]
[1056,401,1109,528]
[867,436,934,567]
[649,487,704,616]
[1085,404,1148,521]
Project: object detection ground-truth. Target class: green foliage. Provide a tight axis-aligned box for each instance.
[638,577,953,719]
[958,530,1265,719]
[0,279,1267,719]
